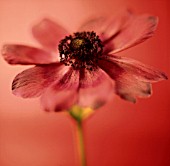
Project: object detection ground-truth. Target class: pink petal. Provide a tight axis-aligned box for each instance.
[41,89,78,112]
[78,17,107,38]
[32,18,69,51]
[108,15,158,54]
[40,69,79,112]
[2,44,57,65]
[55,68,79,90]
[115,75,152,103]
[79,68,108,88]
[78,9,132,41]
[98,56,167,102]
[102,9,133,41]
[12,63,66,98]
[78,68,114,109]
[107,55,168,82]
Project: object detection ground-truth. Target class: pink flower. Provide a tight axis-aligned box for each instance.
[2,10,167,112]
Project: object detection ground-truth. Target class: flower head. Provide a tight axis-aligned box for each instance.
[2,10,167,112]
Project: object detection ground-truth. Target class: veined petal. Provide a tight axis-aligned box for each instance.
[78,68,114,109]
[2,45,57,65]
[108,15,158,54]
[107,55,168,82]
[40,69,79,112]
[32,18,69,51]
[12,63,67,98]
[98,56,167,102]
[79,68,108,88]
[54,68,79,90]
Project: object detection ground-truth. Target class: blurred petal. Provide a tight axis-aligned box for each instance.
[78,9,132,41]
[40,69,79,112]
[41,89,78,112]
[32,18,69,51]
[12,63,66,98]
[108,15,158,54]
[78,17,107,38]
[78,68,114,109]
[2,44,57,65]
[102,9,133,41]
[115,76,152,103]
[98,55,167,102]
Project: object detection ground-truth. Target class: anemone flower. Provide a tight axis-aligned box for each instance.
[2,10,167,112]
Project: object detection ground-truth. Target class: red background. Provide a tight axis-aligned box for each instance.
[0,0,169,165]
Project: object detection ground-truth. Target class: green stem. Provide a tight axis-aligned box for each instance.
[76,120,86,166]
[69,106,89,166]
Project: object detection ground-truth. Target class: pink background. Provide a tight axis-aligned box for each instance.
[0,0,169,165]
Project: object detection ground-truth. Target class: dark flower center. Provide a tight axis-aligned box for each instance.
[58,31,103,70]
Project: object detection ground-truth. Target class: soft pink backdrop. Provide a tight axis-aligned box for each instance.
[0,0,169,166]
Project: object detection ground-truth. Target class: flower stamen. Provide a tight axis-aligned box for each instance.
[58,31,103,70]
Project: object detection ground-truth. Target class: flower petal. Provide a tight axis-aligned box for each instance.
[54,67,80,90]
[78,68,114,109]
[2,44,57,65]
[78,17,107,38]
[40,69,79,112]
[32,18,69,51]
[41,89,78,112]
[107,55,168,82]
[78,9,132,41]
[115,76,152,103]
[79,68,112,88]
[12,63,66,98]
[108,15,158,54]
[98,56,167,102]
